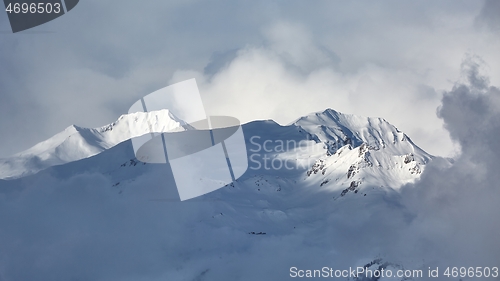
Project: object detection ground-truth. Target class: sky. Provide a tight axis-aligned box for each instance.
[0,0,499,158]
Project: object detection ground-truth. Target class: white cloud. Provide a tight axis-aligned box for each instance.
[2,1,499,160]
[171,21,461,156]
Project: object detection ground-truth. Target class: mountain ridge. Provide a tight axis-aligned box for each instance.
[0,109,187,179]
[0,108,432,192]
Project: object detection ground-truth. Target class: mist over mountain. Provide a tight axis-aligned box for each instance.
[0,63,498,280]
[0,106,440,280]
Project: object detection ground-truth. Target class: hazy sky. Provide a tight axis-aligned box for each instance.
[0,0,499,158]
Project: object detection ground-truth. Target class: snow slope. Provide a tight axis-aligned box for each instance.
[293,109,433,195]
[0,109,188,179]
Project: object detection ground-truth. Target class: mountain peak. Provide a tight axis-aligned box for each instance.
[294,108,418,154]
[0,109,187,179]
[285,108,433,192]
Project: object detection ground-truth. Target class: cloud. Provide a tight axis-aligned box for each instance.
[395,56,500,268]
[262,21,341,73]
[1,1,500,159]
[172,21,458,157]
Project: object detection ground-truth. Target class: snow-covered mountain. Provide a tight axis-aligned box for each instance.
[293,109,432,196]
[0,108,439,280]
[0,109,188,179]
[0,108,432,190]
